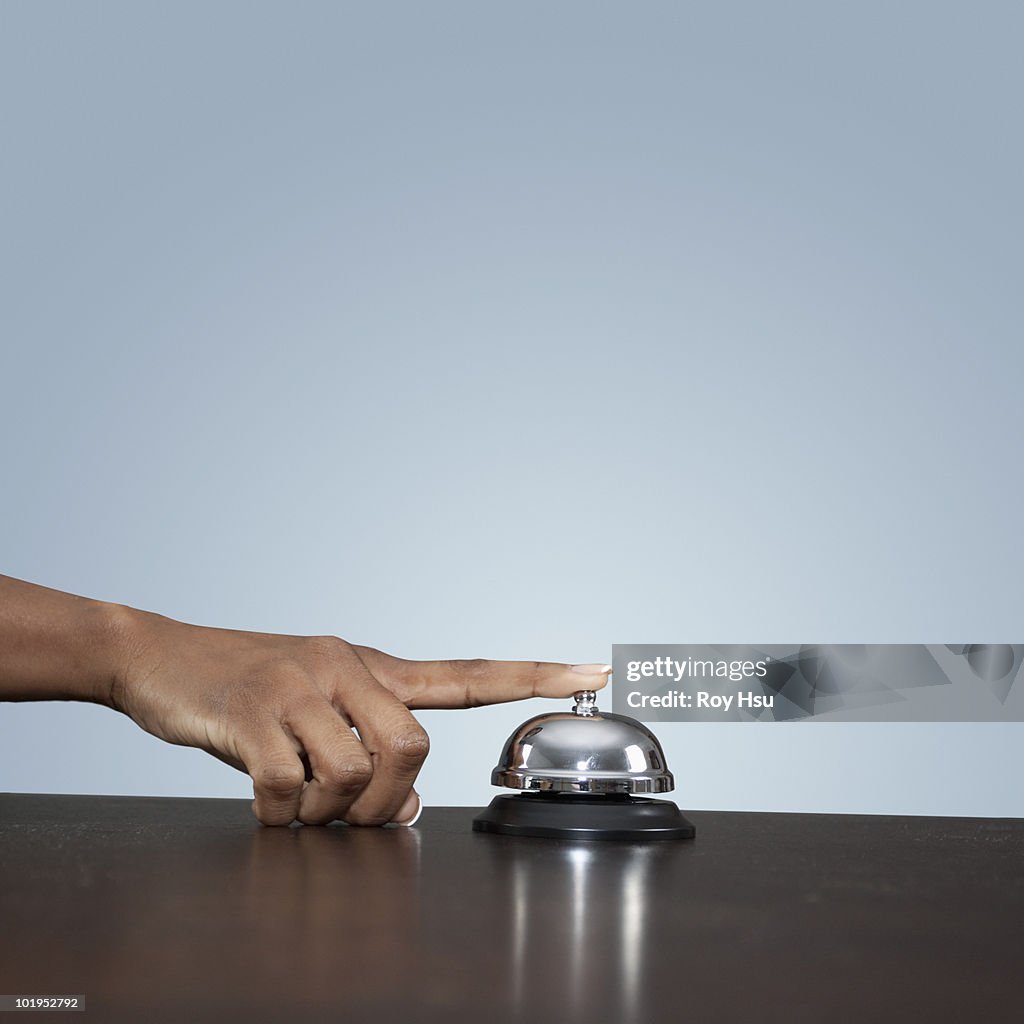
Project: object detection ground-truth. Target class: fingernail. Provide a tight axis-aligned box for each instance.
[571,663,613,675]
[393,790,423,827]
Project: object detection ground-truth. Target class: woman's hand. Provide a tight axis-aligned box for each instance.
[113,610,611,827]
[0,576,610,827]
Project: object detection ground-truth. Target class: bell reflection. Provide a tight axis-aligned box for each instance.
[491,838,681,1024]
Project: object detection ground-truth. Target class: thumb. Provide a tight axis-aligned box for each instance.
[351,647,611,710]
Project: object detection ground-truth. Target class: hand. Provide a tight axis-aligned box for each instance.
[113,611,611,827]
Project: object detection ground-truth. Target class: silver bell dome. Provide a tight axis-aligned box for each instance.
[491,690,675,795]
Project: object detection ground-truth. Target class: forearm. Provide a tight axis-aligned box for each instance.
[0,575,132,706]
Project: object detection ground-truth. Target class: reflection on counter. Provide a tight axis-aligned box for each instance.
[59,815,692,1023]
[479,836,689,1024]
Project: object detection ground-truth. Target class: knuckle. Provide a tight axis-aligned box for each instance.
[306,635,352,664]
[321,755,374,794]
[254,760,304,796]
[529,662,544,697]
[443,660,488,708]
[387,724,431,764]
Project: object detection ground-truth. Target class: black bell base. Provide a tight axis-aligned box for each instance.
[472,792,696,842]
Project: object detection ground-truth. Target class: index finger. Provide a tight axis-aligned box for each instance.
[351,649,611,709]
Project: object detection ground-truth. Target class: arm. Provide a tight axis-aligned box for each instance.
[0,575,610,826]
[0,575,129,705]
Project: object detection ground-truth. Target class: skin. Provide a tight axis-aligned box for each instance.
[0,575,610,826]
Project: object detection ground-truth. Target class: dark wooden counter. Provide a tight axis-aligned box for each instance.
[1,794,1021,1022]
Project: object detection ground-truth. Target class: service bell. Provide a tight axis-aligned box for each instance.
[472,690,696,841]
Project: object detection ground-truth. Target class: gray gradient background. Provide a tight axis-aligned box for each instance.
[2,2,1022,816]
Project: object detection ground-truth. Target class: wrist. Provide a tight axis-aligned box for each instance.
[96,601,158,712]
